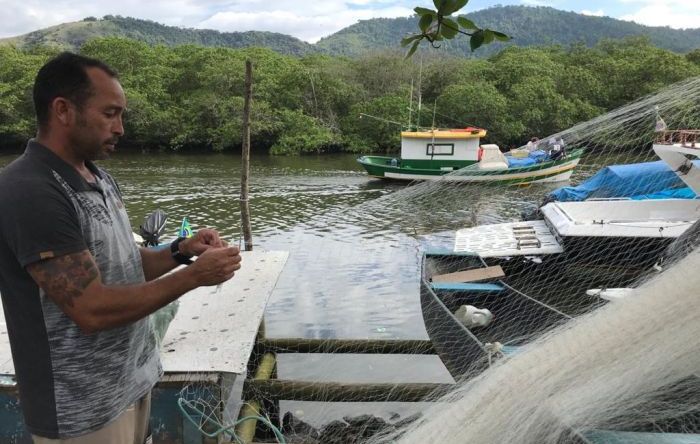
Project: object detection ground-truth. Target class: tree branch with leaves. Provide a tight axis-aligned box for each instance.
[403,0,511,57]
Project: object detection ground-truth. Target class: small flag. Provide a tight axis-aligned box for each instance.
[179,217,193,238]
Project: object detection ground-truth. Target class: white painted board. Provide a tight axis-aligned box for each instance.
[0,250,288,378]
[160,250,288,374]
[0,309,12,375]
[454,220,564,257]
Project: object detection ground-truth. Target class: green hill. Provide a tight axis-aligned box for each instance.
[0,15,315,56]
[3,6,700,57]
[315,5,700,57]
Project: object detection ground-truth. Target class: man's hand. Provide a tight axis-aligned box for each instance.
[179,228,226,257]
[187,246,242,287]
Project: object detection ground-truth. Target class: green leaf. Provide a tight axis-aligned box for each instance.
[470,29,484,51]
[414,7,436,16]
[492,31,511,42]
[433,0,457,15]
[406,39,421,58]
[441,18,459,39]
[457,16,477,30]
[419,13,434,32]
[432,0,447,12]
[443,0,469,15]
[401,34,423,47]
[482,29,495,44]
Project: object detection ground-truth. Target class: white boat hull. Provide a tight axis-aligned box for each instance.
[384,157,581,183]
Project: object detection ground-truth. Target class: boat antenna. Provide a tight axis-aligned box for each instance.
[432,100,437,130]
[408,78,414,130]
[308,70,319,118]
[417,57,423,129]
[358,113,404,127]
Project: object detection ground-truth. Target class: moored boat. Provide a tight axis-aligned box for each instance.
[420,250,571,379]
[454,129,700,287]
[357,128,583,184]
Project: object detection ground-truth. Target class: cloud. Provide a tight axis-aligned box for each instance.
[0,0,213,38]
[620,0,700,29]
[198,5,415,42]
[0,0,416,41]
[580,9,605,17]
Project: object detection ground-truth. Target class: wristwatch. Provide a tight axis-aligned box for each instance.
[170,237,194,265]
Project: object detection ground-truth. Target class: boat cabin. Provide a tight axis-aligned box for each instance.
[400,128,486,162]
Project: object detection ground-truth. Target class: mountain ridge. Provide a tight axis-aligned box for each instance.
[2,6,700,57]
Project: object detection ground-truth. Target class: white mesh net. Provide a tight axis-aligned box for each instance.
[174,75,700,444]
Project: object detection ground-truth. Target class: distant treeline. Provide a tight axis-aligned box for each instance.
[1,36,700,154]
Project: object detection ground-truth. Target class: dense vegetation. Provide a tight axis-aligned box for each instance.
[0,15,315,56]
[1,36,699,154]
[318,6,700,57]
[4,7,700,58]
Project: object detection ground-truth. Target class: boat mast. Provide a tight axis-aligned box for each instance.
[408,78,414,130]
[417,57,423,130]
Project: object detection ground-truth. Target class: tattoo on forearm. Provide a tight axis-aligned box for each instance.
[27,250,100,308]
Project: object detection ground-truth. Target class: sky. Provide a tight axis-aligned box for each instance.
[0,0,699,43]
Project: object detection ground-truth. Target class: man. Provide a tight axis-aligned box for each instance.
[525,137,539,152]
[0,52,242,443]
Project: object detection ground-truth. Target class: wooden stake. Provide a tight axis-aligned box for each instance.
[240,60,254,252]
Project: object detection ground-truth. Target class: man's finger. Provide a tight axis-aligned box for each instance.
[201,229,222,247]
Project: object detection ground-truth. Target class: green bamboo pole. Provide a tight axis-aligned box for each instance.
[235,352,277,443]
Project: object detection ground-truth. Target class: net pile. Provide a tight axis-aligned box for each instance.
[175,75,700,443]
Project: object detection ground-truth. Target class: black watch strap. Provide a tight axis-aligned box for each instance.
[170,237,194,265]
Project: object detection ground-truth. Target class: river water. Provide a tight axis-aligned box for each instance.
[0,149,608,427]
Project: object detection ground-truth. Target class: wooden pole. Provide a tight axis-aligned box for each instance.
[243,380,451,402]
[258,338,435,355]
[240,60,254,252]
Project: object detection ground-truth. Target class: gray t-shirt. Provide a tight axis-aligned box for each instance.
[0,141,161,439]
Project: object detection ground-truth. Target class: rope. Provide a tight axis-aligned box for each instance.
[177,397,287,443]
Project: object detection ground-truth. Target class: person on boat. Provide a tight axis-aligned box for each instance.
[548,137,565,161]
[0,52,242,444]
[526,137,539,151]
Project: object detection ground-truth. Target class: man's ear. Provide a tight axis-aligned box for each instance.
[51,97,73,126]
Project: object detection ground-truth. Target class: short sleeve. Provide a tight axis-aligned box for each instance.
[1,181,87,267]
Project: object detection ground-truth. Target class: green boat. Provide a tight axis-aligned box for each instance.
[357,128,583,184]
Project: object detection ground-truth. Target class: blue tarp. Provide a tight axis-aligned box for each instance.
[507,157,537,167]
[529,150,549,162]
[548,160,699,202]
[505,150,549,168]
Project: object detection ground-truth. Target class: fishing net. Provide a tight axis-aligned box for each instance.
[161,75,700,443]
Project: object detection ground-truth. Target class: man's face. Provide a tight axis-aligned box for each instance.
[67,67,126,161]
